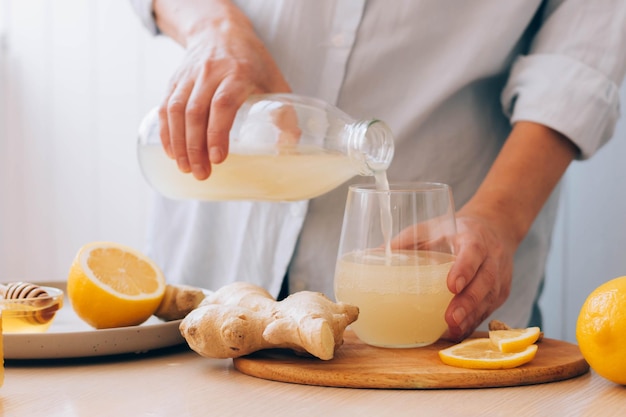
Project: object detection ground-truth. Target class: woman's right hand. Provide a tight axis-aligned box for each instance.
[154,0,291,180]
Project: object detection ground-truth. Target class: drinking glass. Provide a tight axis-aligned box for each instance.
[334,182,457,348]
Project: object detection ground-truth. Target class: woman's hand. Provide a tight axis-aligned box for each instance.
[154,0,290,180]
[443,121,578,340]
[389,204,518,341]
[443,208,517,341]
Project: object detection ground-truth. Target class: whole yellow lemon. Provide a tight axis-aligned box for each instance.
[576,276,626,385]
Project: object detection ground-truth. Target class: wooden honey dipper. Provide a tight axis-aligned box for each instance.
[1,281,50,299]
[0,281,61,324]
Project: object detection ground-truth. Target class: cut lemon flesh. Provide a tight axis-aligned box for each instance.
[67,242,166,329]
[489,327,541,353]
[439,338,538,370]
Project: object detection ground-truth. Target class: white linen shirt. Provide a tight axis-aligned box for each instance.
[132,0,626,328]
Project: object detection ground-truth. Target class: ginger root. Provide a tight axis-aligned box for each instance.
[154,284,207,321]
[488,320,513,331]
[179,282,359,360]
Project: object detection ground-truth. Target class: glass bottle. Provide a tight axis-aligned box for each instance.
[137,93,394,201]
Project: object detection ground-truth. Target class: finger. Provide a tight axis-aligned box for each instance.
[167,81,196,173]
[272,104,302,146]
[390,216,455,251]
[185,76,217,180]
[206,78,257,164]
[158,99,173,158]
[446,233,485,294]
[389,224,422,250]
[445,263,500,340]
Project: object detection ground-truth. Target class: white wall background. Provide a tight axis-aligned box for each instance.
[1,0,625,343]
[0,0,181,282]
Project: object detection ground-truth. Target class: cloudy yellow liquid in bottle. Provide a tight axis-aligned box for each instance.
[139,144,359,201]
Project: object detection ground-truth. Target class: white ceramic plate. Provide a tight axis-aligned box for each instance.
[3,282,187,359]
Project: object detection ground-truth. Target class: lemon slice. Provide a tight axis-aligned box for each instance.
[439,338,538,369]
[67,241,166,329]
[489,327,541,353]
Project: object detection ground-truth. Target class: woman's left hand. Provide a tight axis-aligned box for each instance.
[442,207,518,341]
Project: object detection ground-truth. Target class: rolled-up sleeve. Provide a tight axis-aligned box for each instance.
[129,0,160,35]
[502,0,626,159]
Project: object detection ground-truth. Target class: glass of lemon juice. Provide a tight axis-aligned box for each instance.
[334,182,457,348]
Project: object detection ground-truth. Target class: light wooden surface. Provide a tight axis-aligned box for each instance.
[234,331,588,389]
[1,345,625,417]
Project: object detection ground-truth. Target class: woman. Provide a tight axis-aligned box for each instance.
[131,0,626,340]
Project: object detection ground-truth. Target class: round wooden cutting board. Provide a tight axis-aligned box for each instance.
[233,331,589,389]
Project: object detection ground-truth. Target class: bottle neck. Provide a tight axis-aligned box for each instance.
[347,120,395,176]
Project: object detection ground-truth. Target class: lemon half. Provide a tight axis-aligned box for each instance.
[67,242,166,329]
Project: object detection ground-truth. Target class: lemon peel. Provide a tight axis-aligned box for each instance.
[67,242,166,329]
[439,338,538,370]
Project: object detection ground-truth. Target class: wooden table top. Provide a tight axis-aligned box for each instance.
[2,344,625,417]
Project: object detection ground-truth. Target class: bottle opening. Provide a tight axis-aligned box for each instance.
[348,120,395,175]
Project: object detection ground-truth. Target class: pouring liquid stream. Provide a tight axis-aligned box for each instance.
[374,170,393,265]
